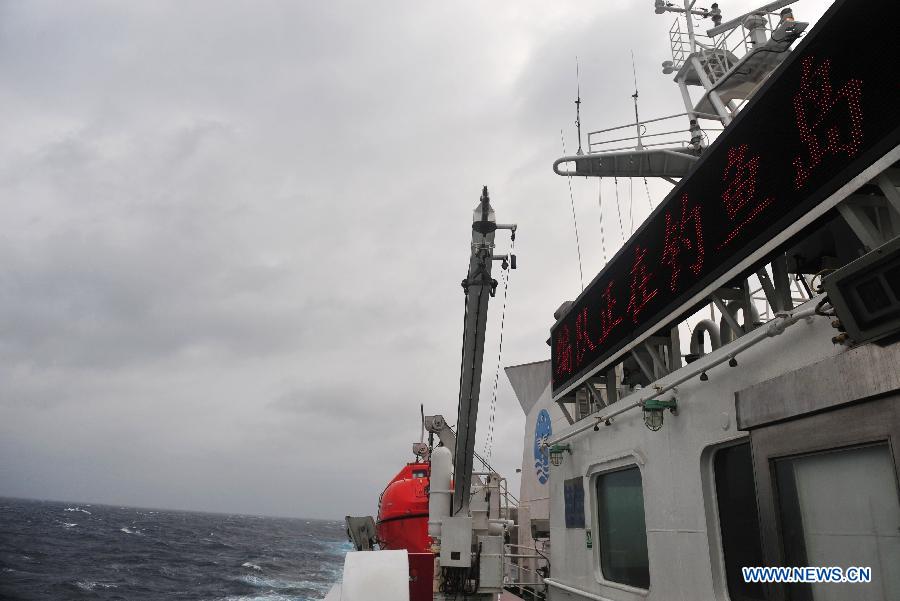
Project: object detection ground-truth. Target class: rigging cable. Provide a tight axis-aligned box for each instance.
[629,177,635,235]
[482,236,514,462]
[597,178,608,264]
[643,177,655,211]
[561,129,584,291]
[613,177,625,244]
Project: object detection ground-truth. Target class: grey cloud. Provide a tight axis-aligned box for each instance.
[0,0,832,519]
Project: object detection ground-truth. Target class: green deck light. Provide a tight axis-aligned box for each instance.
[642,398,678,431]
[549,444,572,466]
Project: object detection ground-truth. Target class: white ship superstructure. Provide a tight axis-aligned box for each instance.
[326,1,900,599]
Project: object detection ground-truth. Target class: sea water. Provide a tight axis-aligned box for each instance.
[0,497,351,601]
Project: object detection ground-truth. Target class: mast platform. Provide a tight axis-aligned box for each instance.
[553,147,699,179]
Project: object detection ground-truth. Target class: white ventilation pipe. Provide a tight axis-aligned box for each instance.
[428,446,453,542]
[720,299,761,343]
[689,319,722,356]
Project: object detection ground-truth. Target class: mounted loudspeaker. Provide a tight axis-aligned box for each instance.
[824,235,900,345]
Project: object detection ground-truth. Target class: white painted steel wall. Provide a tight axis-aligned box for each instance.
[506,360,566,587]
[543,299,845,600]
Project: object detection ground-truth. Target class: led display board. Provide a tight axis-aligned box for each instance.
[551,0,900,395]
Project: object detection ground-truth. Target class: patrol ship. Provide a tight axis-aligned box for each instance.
[327,1,900,599]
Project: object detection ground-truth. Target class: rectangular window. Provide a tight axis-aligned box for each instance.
[596,466,650,589]
[714,442,765,600]
[775,443,900,601]
[564,478,585,528]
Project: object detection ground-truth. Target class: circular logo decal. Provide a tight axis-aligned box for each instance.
[533,409,552,485]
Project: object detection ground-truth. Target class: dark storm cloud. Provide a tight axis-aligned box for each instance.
[0,0,831,518]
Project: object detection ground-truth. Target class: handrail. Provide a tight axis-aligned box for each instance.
[585,111,723,157]
[589,140,691,153]
[590,128,698,147]
[544,579,608,601]
[544,303,821,448]
[587,111,721,137]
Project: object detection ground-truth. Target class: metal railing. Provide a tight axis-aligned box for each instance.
[586,112,722,154]
[669,11,782,85]
[504,543,548,600]
[668,17,693,70]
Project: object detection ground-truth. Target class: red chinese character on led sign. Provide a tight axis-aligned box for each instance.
[596,281,623,345]
[574,282,623,368]
[626,245,658,323]
[575,307,596,366]
[717,144,774,249]
[554,324,573,379]
[661,193,704,292]
[792,56,864,190]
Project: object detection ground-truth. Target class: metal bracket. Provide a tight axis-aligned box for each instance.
[875,173,900,234]
[643,342,670,378]
[771,255,793,312]
[630,349,655,382]
[756,268,779,313]
[712,293,743,335]
[555,398,576,425]
[584,382,607,410]
[837,201,884,251]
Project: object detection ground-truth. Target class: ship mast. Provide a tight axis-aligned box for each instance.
[451,186,516,517]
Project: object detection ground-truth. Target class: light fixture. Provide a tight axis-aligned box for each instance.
[548,444,572,466]
[642,398,677,431]
[710,3,722,27]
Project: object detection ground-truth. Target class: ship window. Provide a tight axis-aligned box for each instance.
[596,466,650,589]
[774,443,900,601]
[714,442,765,600]
[412,469,428,479]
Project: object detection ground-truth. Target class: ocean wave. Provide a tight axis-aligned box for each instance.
[238,575,289,588]
[223,595,298,601]
[241,562,263,571]
[75,581,118,591]
[62,522,78,528]
[64,507,92,515]
[236,575,324,591]
[120,527,143,535]
[159,565,177,577]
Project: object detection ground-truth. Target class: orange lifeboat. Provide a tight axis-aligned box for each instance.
[376,462,431,553]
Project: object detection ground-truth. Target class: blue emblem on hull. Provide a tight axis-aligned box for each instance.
[533,409,552,485]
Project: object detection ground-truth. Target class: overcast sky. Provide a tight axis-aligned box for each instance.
[0,1,832,519]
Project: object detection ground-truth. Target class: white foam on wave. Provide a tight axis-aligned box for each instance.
[75,581,117,591]
[159,565,176,577]
[62,522,78,528]
[241,562,263,571]
[223,595,295,601]
[237,574,320,590]
[64,507,92,515]
[238,575,285,588]
[236,574,331,596]
[119,526,142,535]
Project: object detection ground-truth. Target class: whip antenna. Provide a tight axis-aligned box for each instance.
[631,50,643,150]
[575,57,584,155]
